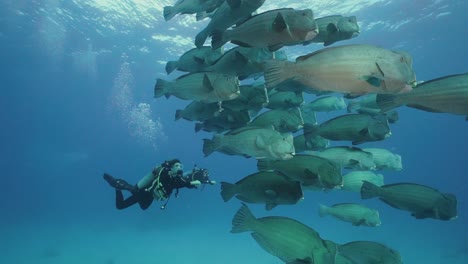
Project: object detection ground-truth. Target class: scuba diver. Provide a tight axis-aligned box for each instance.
[103,159,215,210]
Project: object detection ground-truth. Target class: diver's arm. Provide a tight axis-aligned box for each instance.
[174,175,200,189]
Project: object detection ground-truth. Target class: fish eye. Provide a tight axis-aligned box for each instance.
[400,57,404,62]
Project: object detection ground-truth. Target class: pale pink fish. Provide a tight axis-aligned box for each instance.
[264,44,416,95]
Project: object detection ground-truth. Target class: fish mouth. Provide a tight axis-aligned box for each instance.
[333,183,344,189]
[304,29,319,41]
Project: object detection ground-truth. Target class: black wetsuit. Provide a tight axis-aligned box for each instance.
[115,168,195,210]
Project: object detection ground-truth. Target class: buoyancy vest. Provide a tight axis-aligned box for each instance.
[145,167,169,201]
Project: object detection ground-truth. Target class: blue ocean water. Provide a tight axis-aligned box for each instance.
[1,1,467,263]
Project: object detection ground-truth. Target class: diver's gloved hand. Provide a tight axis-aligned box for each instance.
[190,180,201,187]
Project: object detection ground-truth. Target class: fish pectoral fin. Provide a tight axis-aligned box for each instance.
[362,75,382,87]
[268,44,284,52]
[279,119,288,129]
[287,257,314,264]
[358,127,369,136]
[303,169,319,181]
[265,202,277,211]
[272,12,288,32]
[255,136,266,149]
[353,219,366,226]
[202,74,215,92]
[323,40,334,46]
[412,210,431,219]
[349,159,360,165]
[193,55,205,64]
[326,23,338,33]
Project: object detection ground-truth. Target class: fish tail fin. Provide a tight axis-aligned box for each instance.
[163,6,177,21]
[202,134,221,156]
[346,101,361,113]
[195,29,209,48]
[211,29,227,50]
[360,180,381,199]
[376,94,401,112]
[318,204,329,217]
[202,139,215,156]
[264,60,293,89]
[256,159,272,171]
[220,182,237,202]
[154,78,170,98]
[231,203,257,233]
[175,109,182,120]
[195,122,203,132]
[165,61,177,74]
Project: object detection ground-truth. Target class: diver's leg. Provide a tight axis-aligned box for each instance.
[103,173,136,192]
[137,191,154,210]
[115,190,139,210]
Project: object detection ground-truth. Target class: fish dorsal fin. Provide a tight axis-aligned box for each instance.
[202,74,215,92]
[265,189,278,199]
[416,73,468,88]
[226,126,264,135]
[327,23,338,33]
[175,72,194,80]
[272,12,287,32]
[407,104,443,113]
[295,46,339,61]
[231,40,253,48]
[296,45,365,62]
[255,135,266,149]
